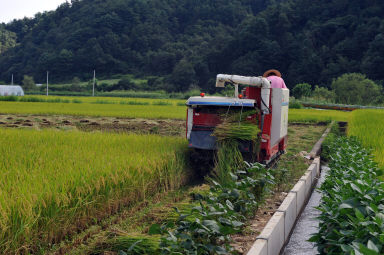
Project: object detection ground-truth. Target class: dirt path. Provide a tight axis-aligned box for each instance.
[0,114,185,137]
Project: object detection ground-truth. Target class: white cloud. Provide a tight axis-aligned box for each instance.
[0,0,67,23]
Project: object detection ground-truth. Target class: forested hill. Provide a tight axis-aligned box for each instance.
[0,0,279,89]
[0,0,383,92]
[212,0,384,88]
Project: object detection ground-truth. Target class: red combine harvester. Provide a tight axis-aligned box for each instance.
[186,72,289,166]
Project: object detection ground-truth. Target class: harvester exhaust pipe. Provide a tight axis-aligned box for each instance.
[215,74,271,114]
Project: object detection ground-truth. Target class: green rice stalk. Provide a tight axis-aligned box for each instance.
[211,140,244,186]
[210,110,261,186]
[212,109,260,142]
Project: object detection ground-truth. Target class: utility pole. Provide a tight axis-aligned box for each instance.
[11,74,13,85]
[92,70,96,97]
[46,71,49,96]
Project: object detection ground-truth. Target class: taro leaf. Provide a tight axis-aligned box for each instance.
[148,224,162,235]
[168,231,177,242]
[339,203,354,209]
[215,246,229,254]
[219,217,232,226]
[226,200,234,211]
[178,214,190,221]
[379,234,384,243]
[212,180,221,187]
[367,240,380,253]
[202,220,220,233]
[351,183,362,194]
[358,243,379,255]
[192,205,203,213]
[219,225,237,235]
[364,194,373,201]
[229,189,241,199]
[232,221,243,228]
[308,235,320,242]
[340,244,353,252]
[230,172,238,181]
[355,208,365,220]
[236,170,247,175]
[340,229,353,236]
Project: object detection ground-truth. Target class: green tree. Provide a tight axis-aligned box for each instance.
[292,83,312,99]
[331,73,381,105]
[70,77,82,92]
[170,59,196,92]
[0,27,17,54]
[113,77,137,90]
[312,85,335,103]
[22,75,35,91]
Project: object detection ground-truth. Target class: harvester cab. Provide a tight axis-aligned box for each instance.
[186,72,289,165]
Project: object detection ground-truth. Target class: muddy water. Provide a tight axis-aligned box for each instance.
[282,165,329,255]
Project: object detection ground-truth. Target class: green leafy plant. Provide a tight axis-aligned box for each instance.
[153,160,274,254]
[310,136,384,254]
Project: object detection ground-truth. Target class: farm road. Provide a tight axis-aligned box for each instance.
[282,165,330,255]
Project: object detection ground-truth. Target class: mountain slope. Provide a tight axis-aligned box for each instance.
[0,0,277,87]
[207,0,384,87]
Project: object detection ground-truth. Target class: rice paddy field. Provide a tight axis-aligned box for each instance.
[0,95,350,122]
[0,95,380,253]
[348,109,384,168]
[288,108,350,122]
[0,129,187,253]
[0,101,186,119]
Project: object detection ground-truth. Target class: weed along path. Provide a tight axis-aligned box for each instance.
[282,165,329,255]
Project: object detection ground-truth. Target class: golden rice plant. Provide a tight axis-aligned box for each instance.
[348,109,384,168]
[289,109,350,122]
[0,101,186,119]
[0,95,350,122]
[0,129,188,254]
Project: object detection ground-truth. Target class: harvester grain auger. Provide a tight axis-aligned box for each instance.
[186,71,289,174]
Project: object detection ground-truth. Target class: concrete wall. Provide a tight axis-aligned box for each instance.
[247,158,321,255]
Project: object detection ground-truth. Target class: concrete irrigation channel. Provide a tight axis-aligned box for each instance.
[282,165,329,255]
[246,124,333,255]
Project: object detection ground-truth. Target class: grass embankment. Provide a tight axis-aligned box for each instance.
[0,129,188,254]
[348,109,384,168]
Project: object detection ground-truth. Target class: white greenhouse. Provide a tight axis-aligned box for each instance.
[0,85,24,96]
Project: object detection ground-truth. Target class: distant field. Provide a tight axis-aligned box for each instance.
[0,129,187,253]
[288,109,350,122]
[0,101,186,119]
[348,109,384,167]
[0,96,352,121]
[0,95,185,105]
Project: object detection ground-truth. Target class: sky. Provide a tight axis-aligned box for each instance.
[0,0,67,23]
